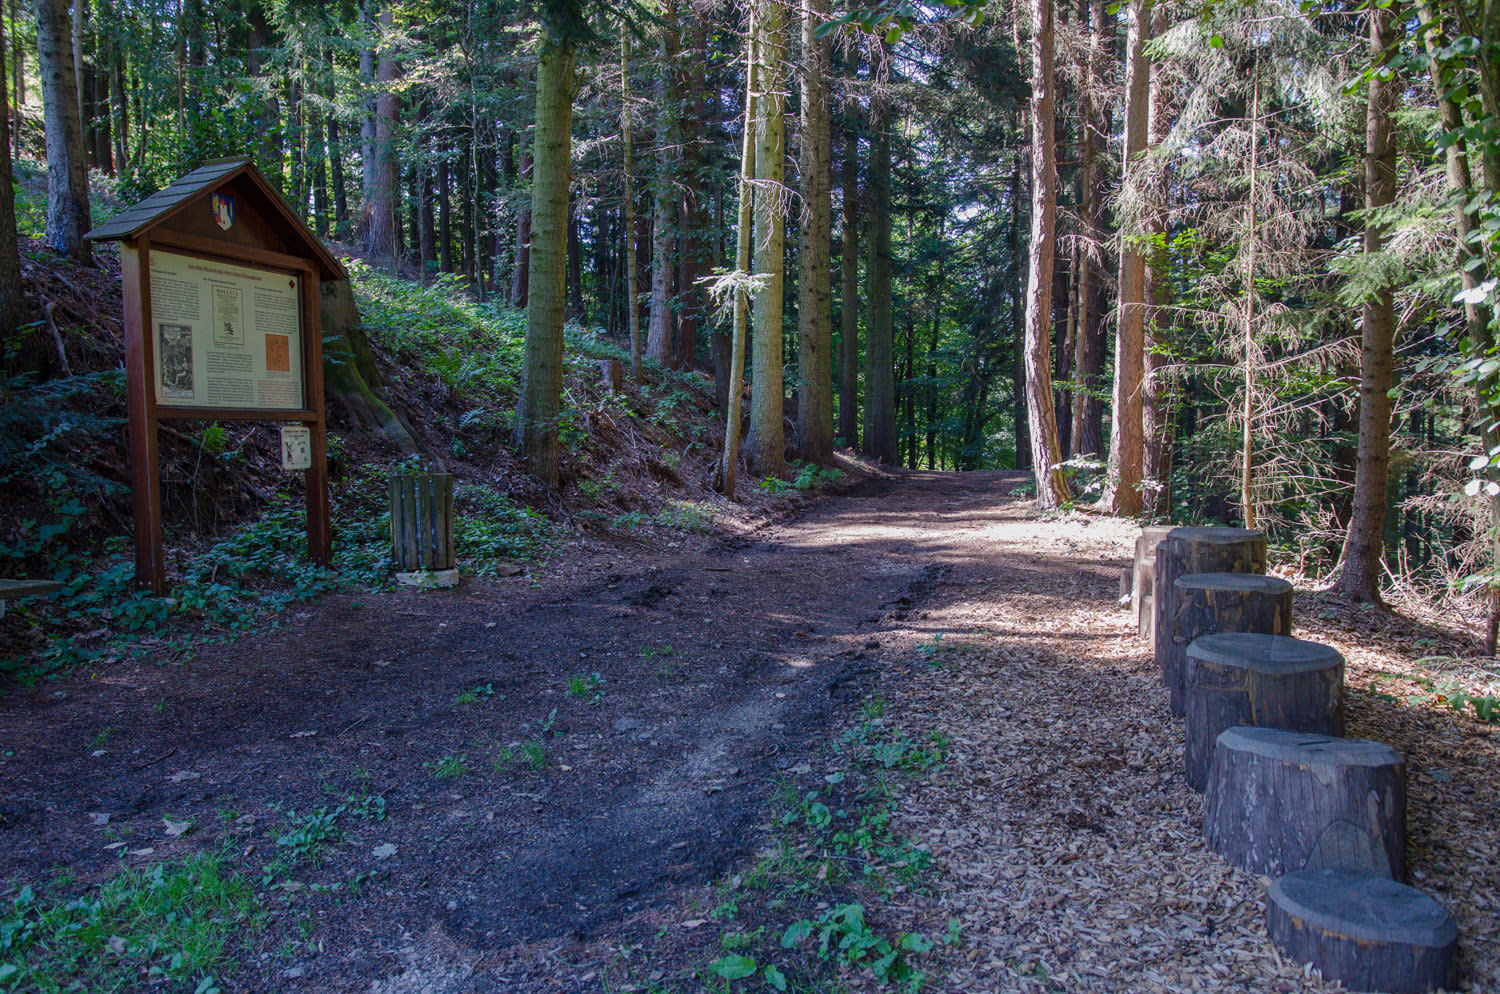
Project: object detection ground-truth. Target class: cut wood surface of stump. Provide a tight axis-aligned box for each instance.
[1267,867,1459,994]
[1163,572,1293,716]
[1133,525,1174,641]
[1205,726,1406,879]
[1183,632,1344,792]
[1152,526,1266,699]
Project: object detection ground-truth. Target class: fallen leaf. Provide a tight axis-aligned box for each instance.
[163,818,192,837]
[167,770,201,783]
[681,919,708,929]
[372,843,398,860]
[88,812,110,826]
[290,731,317,739]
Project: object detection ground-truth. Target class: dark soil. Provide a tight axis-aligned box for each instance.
[0,469,1025,992]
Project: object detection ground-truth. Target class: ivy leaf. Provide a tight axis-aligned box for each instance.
[707,955,758,981]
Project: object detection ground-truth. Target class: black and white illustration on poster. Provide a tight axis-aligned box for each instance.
[158,323,195,399]
[211,283,244,346]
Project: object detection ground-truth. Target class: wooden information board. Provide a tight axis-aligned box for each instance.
[86,158,347,594]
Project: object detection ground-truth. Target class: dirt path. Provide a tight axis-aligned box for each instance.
[6,470,1496,994]
[0,470,1018,991]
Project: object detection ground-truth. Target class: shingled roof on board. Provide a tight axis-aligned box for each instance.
[83,156,345,281]
[83,157,250,243]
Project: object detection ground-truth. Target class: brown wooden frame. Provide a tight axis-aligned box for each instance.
[121,234,329,594]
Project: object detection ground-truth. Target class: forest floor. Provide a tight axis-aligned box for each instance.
[3,469,1499,993]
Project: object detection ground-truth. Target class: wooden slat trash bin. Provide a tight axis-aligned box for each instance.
[1153,526,1266,708]
[1205,727,1406,879]
[389,472,457,586]
[1163,573,1293,716]
[1183,632,1344,792]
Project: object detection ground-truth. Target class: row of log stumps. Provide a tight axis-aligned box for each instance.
[1137,526,1460,993]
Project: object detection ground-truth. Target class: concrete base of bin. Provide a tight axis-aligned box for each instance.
[397,568,461,589]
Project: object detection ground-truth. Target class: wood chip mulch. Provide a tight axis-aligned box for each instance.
[860,504,1499,994]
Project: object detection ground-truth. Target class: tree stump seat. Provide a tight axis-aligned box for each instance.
[1267,868,1458,994]
[1131,525,1174,640]
[1163,572,1293,716]
[1184,633,1344,792]
[1205,727,1406,879]
[1153,527,1266,702]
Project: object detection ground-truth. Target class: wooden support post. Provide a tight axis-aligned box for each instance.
[301,268,331,565]
[122,239,166,594]
[1133,525,1173,640]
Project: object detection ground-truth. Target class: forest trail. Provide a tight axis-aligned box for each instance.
[0,468,1082,991]
[4,469,1499,992]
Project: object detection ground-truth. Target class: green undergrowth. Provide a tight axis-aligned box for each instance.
[0,850,261,994]
[616,701,956,993]
[2,459,552,684]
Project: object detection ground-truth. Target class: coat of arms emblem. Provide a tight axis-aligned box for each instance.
[211,191,235,231]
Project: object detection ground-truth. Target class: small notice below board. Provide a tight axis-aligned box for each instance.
[149,250,305,411]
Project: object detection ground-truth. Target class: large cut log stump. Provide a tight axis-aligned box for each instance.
[1163,573,1293,716]
[1267,868,1458,994]
[1205,727,1406,879]
[1132,525,1174,641]
[1153,527,1266,701]
[1183,633,1344,792]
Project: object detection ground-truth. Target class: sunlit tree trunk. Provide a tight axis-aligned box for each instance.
[1141,4,1172,520]
[1024,0,1070,506]
[1072,0,1111,457]
[646,0,680,366]
[34,0,91,264]
[718,8,758,497]
[1338,3,1398,603]
[797,0,833,463]
[1102,0,1151,514]
[745,0,786,475]
[513,15,576,488]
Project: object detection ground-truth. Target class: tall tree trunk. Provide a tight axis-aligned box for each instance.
[1102,0,1150,514]
[0,12,31,375]
[511,147,531,307]
[1072,0,1111,457]
[1024,0,1070,506]
[1105,57,1145,495]
[796,0,833,463]
[646,0,680,366]
[327,63,349,238]
[513,16,575,489]
[34,0,91,264]
[1011,153,1030,470]
[862,85,896,464]
[438,155,453,272]
[745,0,786,475]
[674,15,707,370]
[1338,3,1399,603]
[718,7,758,497]
[838,121,860,449]
[1141,5,1172,520]
[620,23,642,380]
[364,4,399,269]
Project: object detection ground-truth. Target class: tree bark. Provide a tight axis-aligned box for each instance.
[1338,3,1398,604]
[512,17,576,488]
[620,24,642,381]
[1024,0,1069,506]
[745,0,786,475]
[1102,0,1152,514]
[1141,4,1172,520]
[796,0,833,464]
[717,6,758,497]
[838,121,860,449]
[862,86,896,464]
[645,0,680,367]
[34,0,91,264]
[364,4,399,270]
[0,12,30,374]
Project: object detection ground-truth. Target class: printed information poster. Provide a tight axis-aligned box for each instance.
[149,250,304,411]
